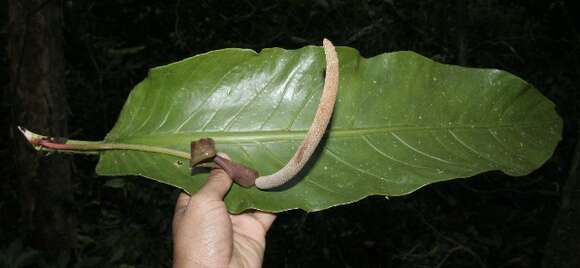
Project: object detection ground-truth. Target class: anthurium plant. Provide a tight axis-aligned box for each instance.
[21,40,562,213]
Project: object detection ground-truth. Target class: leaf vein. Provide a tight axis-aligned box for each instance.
[135,83,163,133]
[447,129,504,168]
[175,63,242,132]
[287,87,317,129]
[361,135,428,169]
[259,57,305,130]
[153,64,203,133]
[390,132,464,166]
[325,149,384,180]
[306,179,340,195]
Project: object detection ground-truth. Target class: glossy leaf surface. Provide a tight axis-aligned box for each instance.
[95,46,562,213]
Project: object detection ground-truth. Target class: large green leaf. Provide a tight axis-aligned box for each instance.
[94,45,562,213]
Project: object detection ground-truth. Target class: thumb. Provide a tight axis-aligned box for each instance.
[198,169,233,200]
[197,153,233,200]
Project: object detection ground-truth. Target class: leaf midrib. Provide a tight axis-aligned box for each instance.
[111,120,559,144]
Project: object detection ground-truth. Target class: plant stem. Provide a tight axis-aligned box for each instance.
[40,139,190,159]
[19,126,190,159]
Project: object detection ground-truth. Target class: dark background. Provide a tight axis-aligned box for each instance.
[2,0,579,267]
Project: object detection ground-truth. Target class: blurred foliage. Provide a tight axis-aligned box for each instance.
[1,0,578,267]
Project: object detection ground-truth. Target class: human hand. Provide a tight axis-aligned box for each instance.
[172,157,277,268]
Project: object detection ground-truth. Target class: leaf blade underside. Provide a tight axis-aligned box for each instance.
[95,46,562,213]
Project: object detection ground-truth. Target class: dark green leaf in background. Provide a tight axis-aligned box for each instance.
[94,45,562,213]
